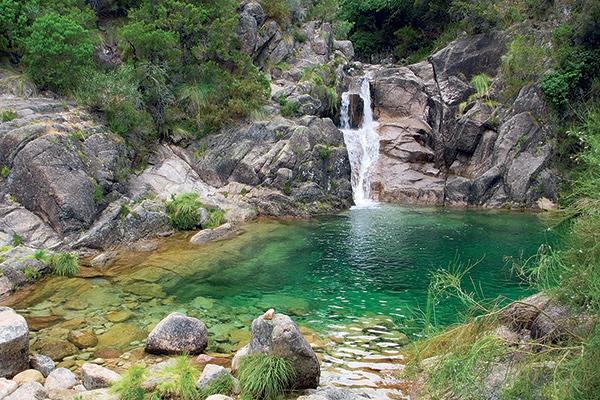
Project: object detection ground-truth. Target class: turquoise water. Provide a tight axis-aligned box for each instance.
[4,205,556,396]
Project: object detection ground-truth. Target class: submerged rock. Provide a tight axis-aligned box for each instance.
[145,313,208,355]
[233,312,319,389]
[68,330,98,349]
[0,307,29,378]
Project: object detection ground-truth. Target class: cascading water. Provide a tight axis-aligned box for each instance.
[340,76,380,207]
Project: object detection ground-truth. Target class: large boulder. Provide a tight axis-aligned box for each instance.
[145,313,209,355]
[81,363,121,390]
[0,307,29,378]
[233,312,319,389]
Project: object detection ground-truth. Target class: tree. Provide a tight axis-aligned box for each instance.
[23,13,95,92]
[0,0,39,59]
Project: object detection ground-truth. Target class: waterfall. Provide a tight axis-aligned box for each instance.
[340,76,380,207]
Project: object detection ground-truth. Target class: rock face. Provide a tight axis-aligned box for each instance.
[0,307,29,378]
[145,313,209,355]
[234,312,319,390]
[350,32,559,208]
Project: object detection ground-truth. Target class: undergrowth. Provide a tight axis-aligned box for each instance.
[155,355,199,400]
[112,365,146,400]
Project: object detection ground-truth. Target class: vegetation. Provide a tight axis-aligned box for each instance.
[166,193,205,231]
[1,110,16,121]
[112,365,146,400]
[155,356,199,400]
[198,374,235,399]
[22,266,41,281]
[10,233,22,246]
[48,252,80,277]
[238,353,296,400]
[0,166,9,178]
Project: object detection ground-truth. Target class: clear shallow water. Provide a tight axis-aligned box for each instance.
[3,205,556,397]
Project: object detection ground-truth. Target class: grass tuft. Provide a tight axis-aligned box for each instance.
[166,193,204,231]
[112,364,146,400]
[155,355,199,400]
[238,353,296,400]
[48,252,80,277]
[199,374,235,399]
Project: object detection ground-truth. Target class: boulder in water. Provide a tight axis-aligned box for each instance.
[232,312,319,389]
[0,307,29,378]
[145,313,208,355]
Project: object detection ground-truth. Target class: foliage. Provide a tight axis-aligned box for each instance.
[22,12,95,93]
[1,110,17,122]
[316,144,333,160]
[33,249,47,262]
[48,252,80,277]
[205,208,226,229]
[500,34,546,99]
[0,0,39,57]
[165,192,204,231]
[260,0,292,26]
[237,353,296,400]
[0,165,9,178]
[155,355,199,400]
[199,374,234,399]
[10,233,22,246]
[280,99,301,118]
[471,73,492,99]
[112,365,146,400]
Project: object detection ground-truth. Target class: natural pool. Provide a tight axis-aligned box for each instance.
[3,205,556,398]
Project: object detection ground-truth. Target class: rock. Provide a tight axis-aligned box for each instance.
[0,378,18,398]
[12,369,44,385]
[297,388,369,400]
[4,381,47,400]
[81,363,121,390]
[0,307,29,378]
[196,364,235,391]
[29,355,56,377]
[234,312,319,389]
[35,339,78,362]
[263,308,275,320]
[77,388,119,400]
[145,313,209,355]
[190,224,235,245]
[500,293,550,331]
[44,368,77,391]
[90,252,118,270]
[68,330,98,349]
[106,311,132,323]
[205,396,234,400]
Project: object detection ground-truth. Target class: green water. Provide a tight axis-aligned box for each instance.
[4,205,555,396]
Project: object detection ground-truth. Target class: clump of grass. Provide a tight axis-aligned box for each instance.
[11,233,23,246]
[32,249,47,262]
[315,144,333,160]
[199,374,235,399]
[155,355,199,400]
[0,166,9,178]
[282,182,292,196]
[22,266,41,281]
[48,252,80,277]
[205,208,226,229]
[1,110,17,122]
[112,364,146,400]
[280,99,300,118]
[165,193,204,231]
[237,353,296,400]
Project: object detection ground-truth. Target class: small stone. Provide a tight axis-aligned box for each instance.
[44,368,77,391]
[196,364,232,390]
[81,363,121,390]
[91,358,105,364]
[29,354,56,378]
[0,378,18,398]
[263,308,275,320]
[4,381,46,400]
[106,311,132,323]
[12,369,44,385]
[68,330,98,349]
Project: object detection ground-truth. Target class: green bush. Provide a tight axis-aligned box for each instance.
[22,13,95,93]
[0,0,38,56]
[238,353,296,400]
[112,365,146,400]
[48,252,80,277]
[259,0,292,26]
[22,266,41,281]
[205,208,226,229]
[10,233,22,246]
[1,110,17,121]
[165,193,204,231]
[155,356,199,400]
[280,100,301,118]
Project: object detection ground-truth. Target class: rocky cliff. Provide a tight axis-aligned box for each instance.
[345,33,559,209]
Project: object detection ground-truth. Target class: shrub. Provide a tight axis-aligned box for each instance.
[155,356,199,400]
[48,252,80,277]
[165,192,203,231]
[198,374,234,399]
[280,100,300,118]
[112,365,146,400]
[316,144,333,160]
[293,29,308,43]
[282,182,293,196]
[1,110,17,121]
[237,353,296,400]
[259,0,292,26]
[22,266,41,281]
[33,249,47,262]
[23,13,95,93]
